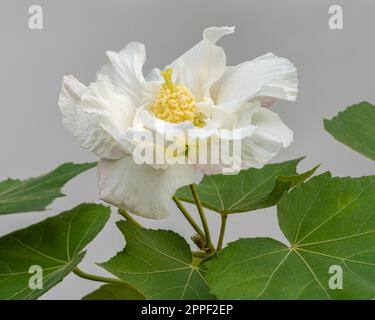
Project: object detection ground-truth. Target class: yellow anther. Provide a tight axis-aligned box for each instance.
[150,68,206,126]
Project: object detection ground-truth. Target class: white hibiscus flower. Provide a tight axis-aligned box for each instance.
[59,26,298,219]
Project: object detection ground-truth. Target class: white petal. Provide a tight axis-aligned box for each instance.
[212,52,298,108]
[133,107,194,136]
[188,104,292,174]
[80,77,136,148]
[191,127,283,175]
[97,42,157,107]
[169,26,234,102]
[58,75,127,159]
[123,107,194,168]
[236,128,284,170]
[203,26,235,43]
[145,68,163,82]
[248,106,293,147]
[97,157,199,219]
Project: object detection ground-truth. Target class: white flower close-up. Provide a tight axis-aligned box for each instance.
[58,26,298,219]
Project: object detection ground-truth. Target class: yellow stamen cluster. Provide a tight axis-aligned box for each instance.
[150,68,205,127]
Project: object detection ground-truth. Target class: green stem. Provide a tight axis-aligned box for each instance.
[189,184,214,252]
[217,214,228,251]
[118,209,143,228]
[173,195,205,239]
[73,268,125,286]
[192,251,210,258]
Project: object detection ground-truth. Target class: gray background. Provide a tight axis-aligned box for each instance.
[0,0,374,299]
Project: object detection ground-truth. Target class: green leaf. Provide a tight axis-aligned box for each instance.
[0,203,110,299]
[249,164,319,211]
[176,158,317,214]
[324,101,375,161]
[100,221,214,300]
[0,162,97,215]
[82,284,145,300]
[205,173,375,299]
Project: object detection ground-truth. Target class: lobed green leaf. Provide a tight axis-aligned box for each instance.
[0,203,110,299]
[324,101,375,161]
[101,221,214,300]
[205,174,375,299]
[176,158,317,214]
[0,162,97,215]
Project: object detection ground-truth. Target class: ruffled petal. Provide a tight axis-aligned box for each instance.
[97,42,157,107]
[190,127,283,175]
[203,26,236,43]
[132,106,194,136]
[58,75,127,159]
[145,68,163,82]
[97,157,200,219]
[169,26,234,102]
[248,105,293,148]
[188,104,293,174]
[80,77,137,149]
[211,52,298,108]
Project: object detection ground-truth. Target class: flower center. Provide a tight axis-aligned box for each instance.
[150,68,205,127]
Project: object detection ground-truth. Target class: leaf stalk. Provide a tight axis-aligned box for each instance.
[189,184,215,253]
